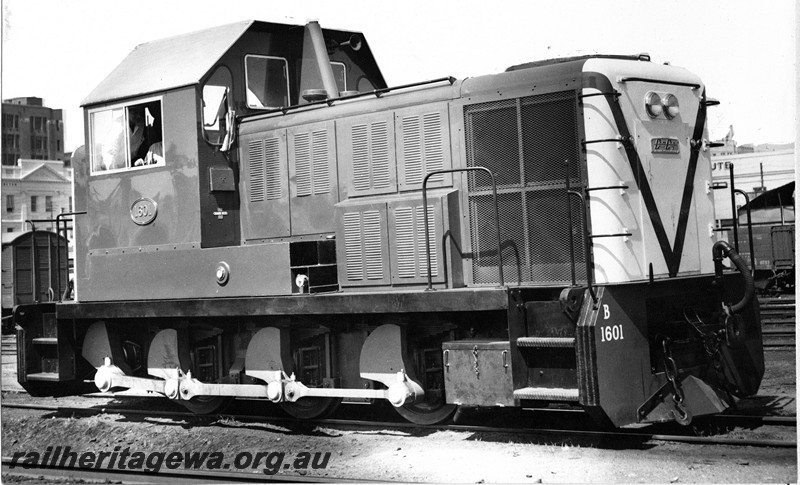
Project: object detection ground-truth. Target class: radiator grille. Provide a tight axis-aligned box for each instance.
[465,91,585,285]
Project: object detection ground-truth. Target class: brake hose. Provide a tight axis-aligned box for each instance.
[712,240,755,314]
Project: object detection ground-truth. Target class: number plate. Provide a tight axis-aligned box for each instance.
[651,137,680,154]
[130,197,158,225]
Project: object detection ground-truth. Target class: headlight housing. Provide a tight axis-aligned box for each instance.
[645,91,663,118]
[662,93,680,119]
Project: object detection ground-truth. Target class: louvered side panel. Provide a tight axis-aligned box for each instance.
[343,212,364,281]
[294,132,312,197]
[370,121,391,191]
[351,124,371,192]
[416,205,438,278]
[394,207,417,278]
[336,202,391,287]
[339,115,397,198]
[311,129,330,195]
[362,210,384,280]
[389,197,445,285]
[401,115,424,187]
[422,112,445,185]
[248,140,266,203]
[241,131,290,240]
[289,121,338,235]
[264,138,283,200]
[396,103,452,191]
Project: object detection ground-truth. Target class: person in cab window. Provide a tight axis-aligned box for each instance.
[129,109,164,167]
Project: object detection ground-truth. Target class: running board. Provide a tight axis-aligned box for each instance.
[516,337,575,348]
[514,387,580,401]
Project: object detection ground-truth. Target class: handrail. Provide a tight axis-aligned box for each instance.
[55,211,86,301]
[249,77,457,117]
[618,77,701,90]
[565,167,596,304]
[728,164,739,253]
[590,232,632,239]
[733,189,755,274]
[422,167,503,290]
[24,220,39,302]
[579,91,621,101]
[581,136,631,148]
[585,184,629,193]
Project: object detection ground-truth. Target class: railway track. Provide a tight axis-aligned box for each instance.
[3,401,795,449]
[760,296,796,348]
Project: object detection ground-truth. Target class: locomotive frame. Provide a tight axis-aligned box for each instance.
[14,19,764,427]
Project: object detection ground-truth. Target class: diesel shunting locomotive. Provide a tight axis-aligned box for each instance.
[14,20,764,427]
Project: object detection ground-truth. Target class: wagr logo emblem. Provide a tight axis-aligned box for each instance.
[130,197,158,225]
[651,137,680,154]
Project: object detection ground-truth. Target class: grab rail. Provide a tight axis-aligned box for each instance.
[422,167,503,290]
[733,189,755,274]
[55,211,86,300]
[565,169,597,304]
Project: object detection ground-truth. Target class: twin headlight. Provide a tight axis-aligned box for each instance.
[645,92,680,119]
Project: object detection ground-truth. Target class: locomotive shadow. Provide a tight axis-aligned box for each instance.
[462,431,659,450]
[43,408,346,438]
[734,394,795,415]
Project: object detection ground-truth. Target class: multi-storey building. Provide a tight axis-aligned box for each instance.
[2,97,66,165]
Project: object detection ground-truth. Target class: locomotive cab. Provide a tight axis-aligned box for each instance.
[75,20,386,301]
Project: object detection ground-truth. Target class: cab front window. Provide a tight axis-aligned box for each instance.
[90,99,164,174]
[245,55,289,109]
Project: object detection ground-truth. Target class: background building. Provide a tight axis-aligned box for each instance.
[2,97,66,165]
[710,132,795,224]
[2,159,74,235]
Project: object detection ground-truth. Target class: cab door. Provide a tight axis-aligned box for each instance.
[199,66,240,248]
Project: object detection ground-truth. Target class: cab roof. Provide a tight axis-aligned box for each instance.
[82,21,255,107]
[81,20,376,107]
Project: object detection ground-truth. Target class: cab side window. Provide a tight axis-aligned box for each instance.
[330,62,347,92]
[202,66,234,146]
[245,55,289,109]
[90,99,164,174]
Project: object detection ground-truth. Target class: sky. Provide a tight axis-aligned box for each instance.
[1,0,796,153]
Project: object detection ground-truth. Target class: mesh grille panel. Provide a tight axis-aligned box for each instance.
[465,99,519,189]
[465,92,585,285]
[521,94,582,184]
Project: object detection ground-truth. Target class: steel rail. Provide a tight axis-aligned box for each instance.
[4,402,795,448]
